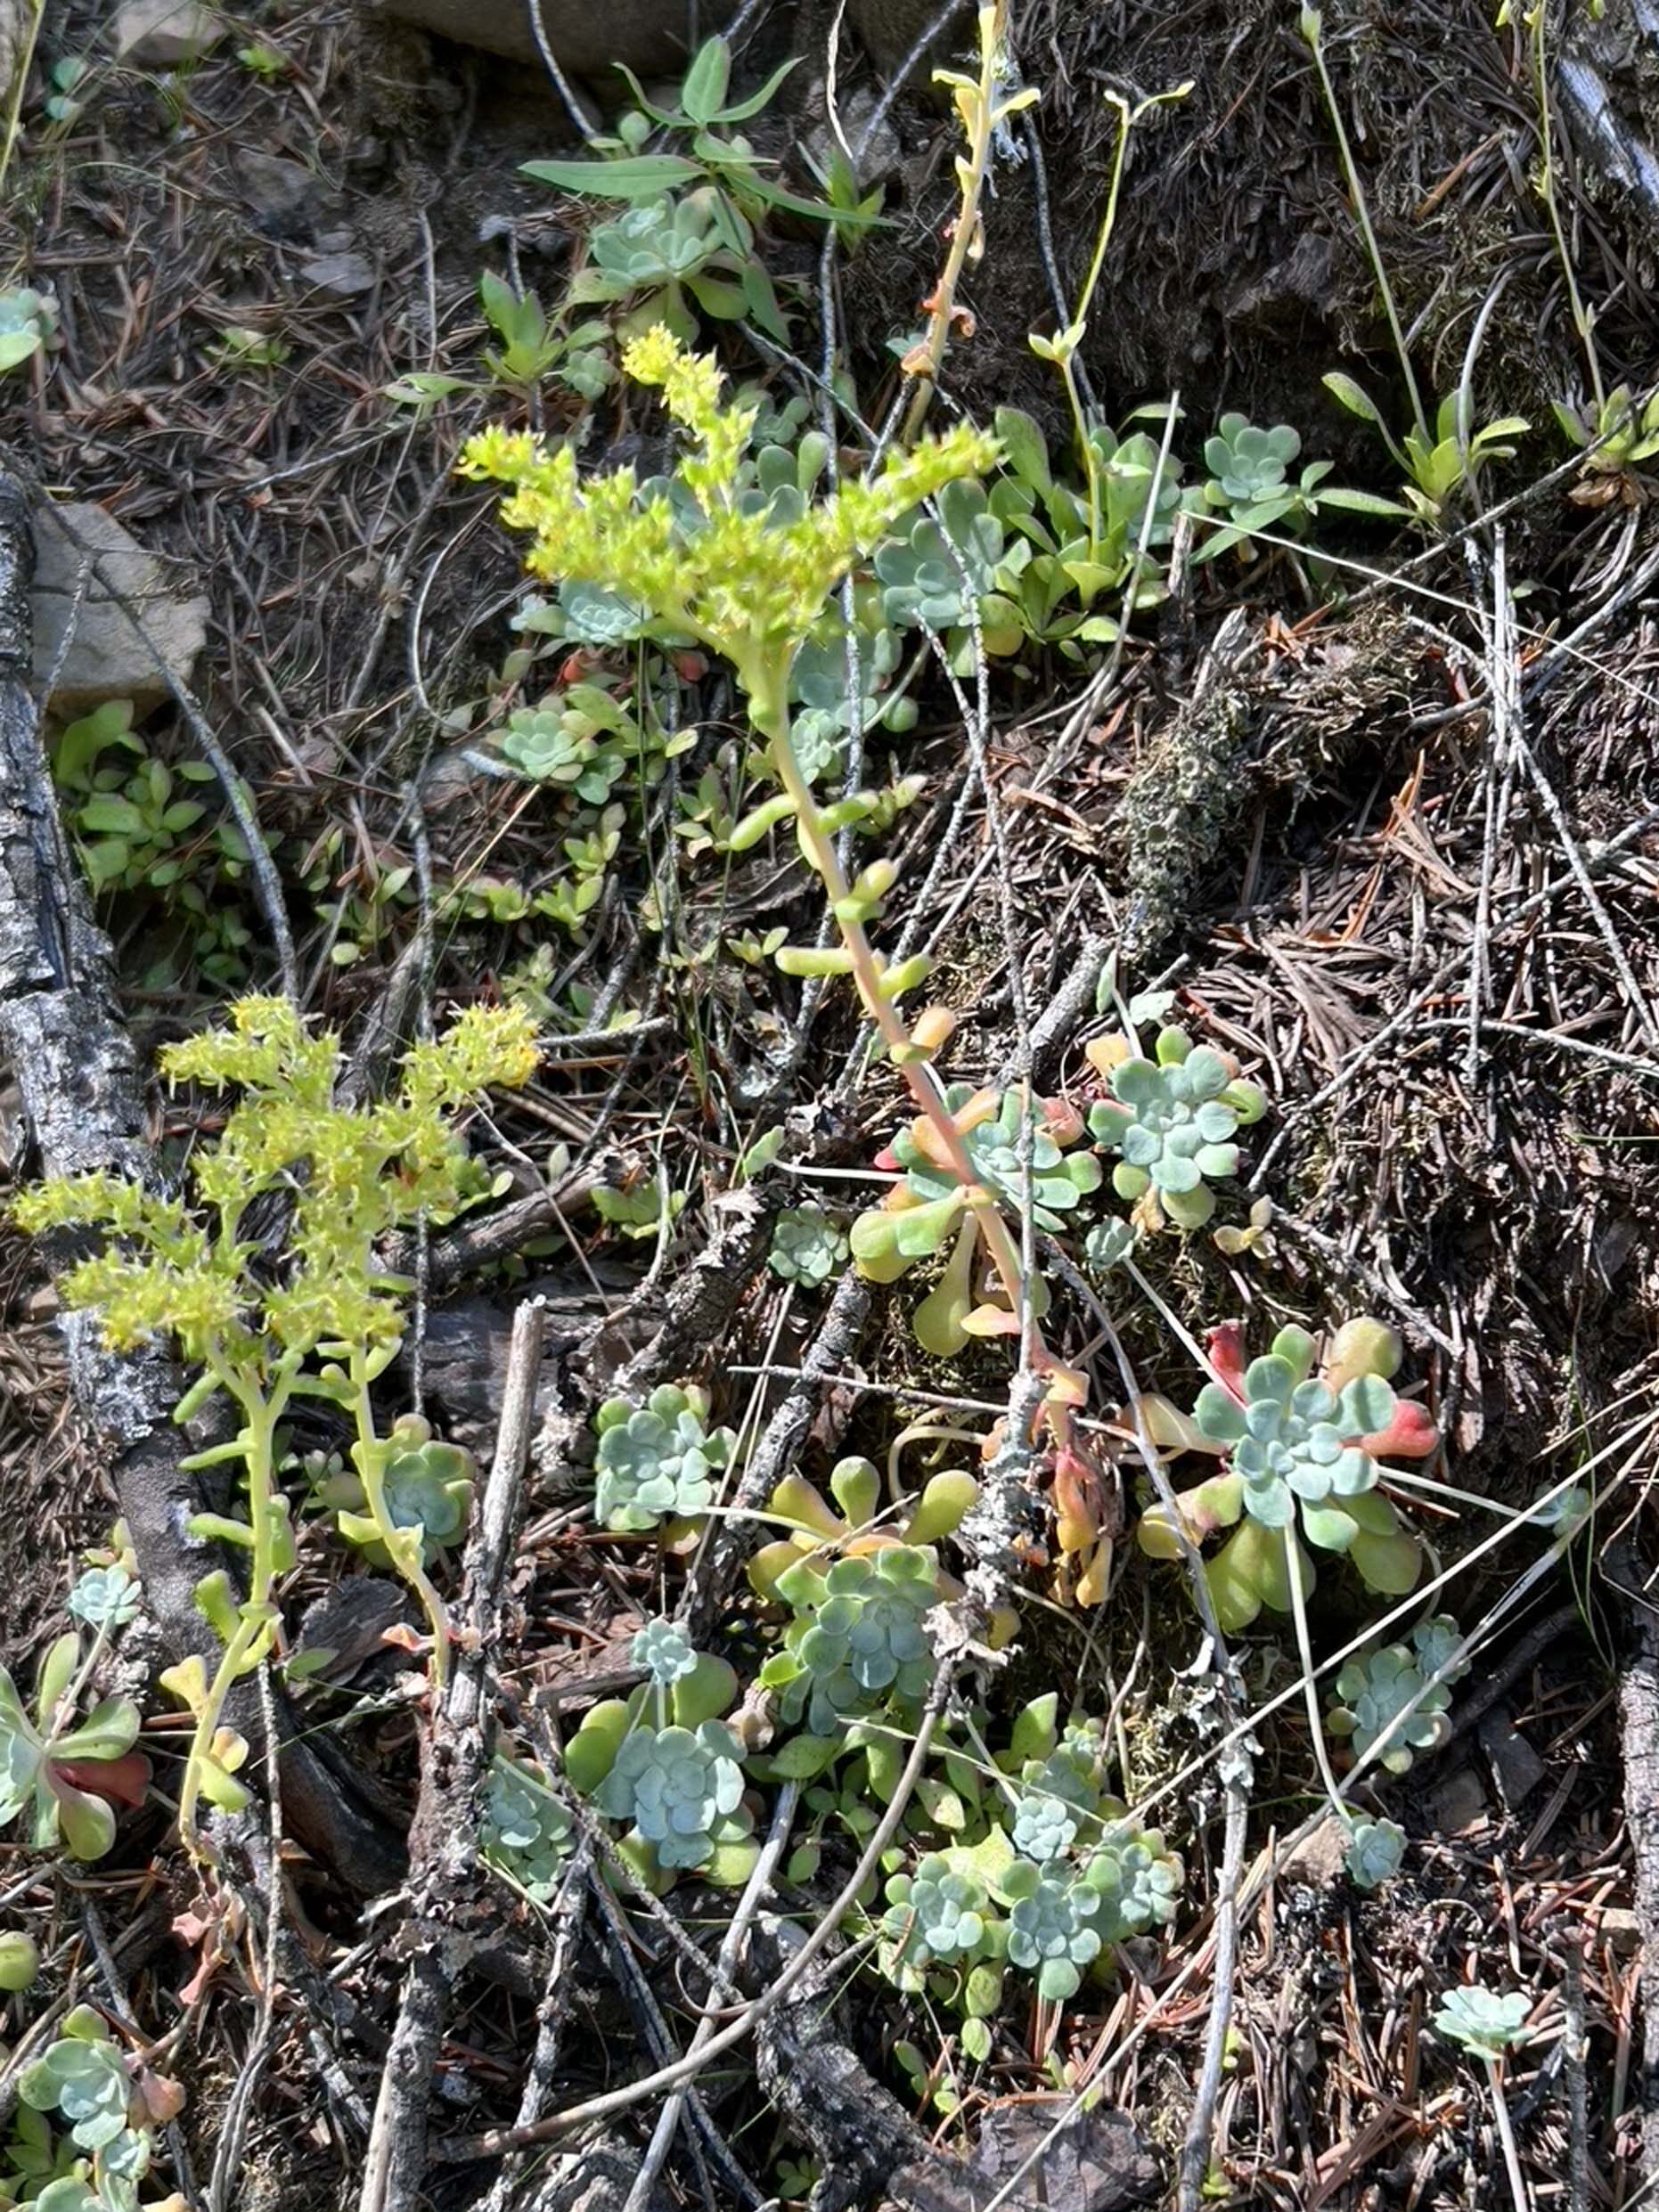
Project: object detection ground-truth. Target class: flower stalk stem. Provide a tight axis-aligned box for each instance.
[749,669,1033,1338]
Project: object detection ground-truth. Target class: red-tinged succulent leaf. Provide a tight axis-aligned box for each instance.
[1365,1400,1438,1460]
[1206,1323,1249,1399]
[960,1299,1020,1338]
[51,1751,151,1810]
[1042,1097,1084,1146]
[872,1144,900,1171]
[1052,1446,1106,1556]
[134,2066,187,2126]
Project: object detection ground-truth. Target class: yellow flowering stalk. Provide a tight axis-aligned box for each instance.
[462,330,1083,1455]
[14,996,538,1861]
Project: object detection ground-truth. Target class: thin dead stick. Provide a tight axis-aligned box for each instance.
[477,1846,593,2212]
[358,1302,546,2212]
[623,1781,802,2212]
[1466,532,1518,1088]
[1062,1260,1251,2210]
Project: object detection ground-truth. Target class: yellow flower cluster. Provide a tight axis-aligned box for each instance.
[13,999,541,1371]
[460,329,1000,698]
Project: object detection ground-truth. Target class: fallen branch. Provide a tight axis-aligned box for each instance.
[359,1300,547,2212]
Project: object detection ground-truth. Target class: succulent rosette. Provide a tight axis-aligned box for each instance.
[1137,1317,1438,1629]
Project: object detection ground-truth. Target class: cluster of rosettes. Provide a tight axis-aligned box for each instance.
[875,1700,1184,2018]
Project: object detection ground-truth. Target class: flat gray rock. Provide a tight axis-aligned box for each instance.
[31,503,209,721]
[113,0,225,66]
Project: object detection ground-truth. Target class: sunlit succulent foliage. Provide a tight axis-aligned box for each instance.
[763,1547,938,1738]
[461,324,997,710]
[1191,1335,1397,1531]
[66,1565,140,1630]
[18,2020,135,2152]
[331,1415,475,1566]
[480,1751,575,1901]
[882,1855,993,1978]
[1001,1861,1105,2002]
[633,1618,699,1688]
[1204,416,1303,505]
[745,1455,983,1613]
[498,703,624,802]
[1343,1814,1406,1890]
[1009,1743,1099,1861]
[0,285,59,374]
[594,1718,747,1870]
[0,1634,148,1863]
[1087,1818,1185,1936]
[875,479,1003,632]
[1086,1026,1265,1229]
[768,1204,851,1287]
[592,1384,736,1532]
[1327,1614,1468,1775]
[1431,1984,1533,2060]
[851,1088,1099,1355]
[1139,1318,1438,1629]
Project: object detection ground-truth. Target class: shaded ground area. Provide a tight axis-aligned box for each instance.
[2,1,1658,2208]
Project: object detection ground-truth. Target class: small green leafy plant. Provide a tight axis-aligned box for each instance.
[873,1695,1182,2041]
[1433,1985,1532,2061]
[1190,412,1403,560]
[768,1204,850,1287]
[14,996,538,1862]
[50,702,258,986]
[1326,1613,1468,1775]
[1322,376,1528,527]
[316,1415,476,1568]
[1554,381,1659,503]
[1138,1318,1437,1629]
[592,1384,736,1534]
[1085,1026,1265,1230]
[520,35,869,347]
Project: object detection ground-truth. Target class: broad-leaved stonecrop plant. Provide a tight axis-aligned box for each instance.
[852,1090,1100,1356]
[745,1451,981,1604]
[462,328,1094,1473]
[1085,1026,1265,1231]
[563,1626,756,1886]
[592,1383,736,1536]
[1326,1612,1468,1775]
[10,2004,185,2212]
[14,997,538,1862]
[0,1601,149,1864]
[1137,1316,1437,1631]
